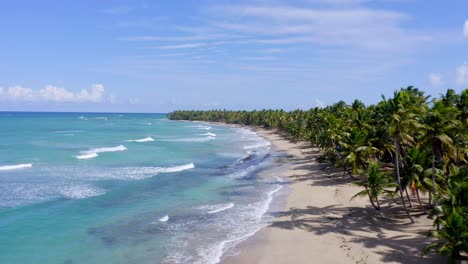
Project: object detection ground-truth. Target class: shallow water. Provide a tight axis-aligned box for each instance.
[0,112,287,263]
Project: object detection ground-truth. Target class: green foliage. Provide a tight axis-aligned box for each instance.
[352,162,396,211]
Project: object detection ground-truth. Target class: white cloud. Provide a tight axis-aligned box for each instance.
[205,5,429,51]
[0,84,106,103]
[157,43,208,49]
[464,20,468,37]
[428,73,442,86]
[7,86,35,100]
[456,62,468,85]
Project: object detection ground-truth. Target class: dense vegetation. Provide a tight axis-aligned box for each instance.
[168,87,468,262]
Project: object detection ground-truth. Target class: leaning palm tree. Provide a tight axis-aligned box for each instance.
[352,162,396,211]
[384,89,424,222]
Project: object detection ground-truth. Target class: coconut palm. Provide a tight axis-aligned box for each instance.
[422,100,461,203]
[384,89,424,222]
[352,162,396,211]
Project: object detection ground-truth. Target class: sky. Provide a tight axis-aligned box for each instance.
[0,0,467,113]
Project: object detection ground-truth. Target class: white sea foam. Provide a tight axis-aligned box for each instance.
[192,125,212,130]
[0,163,33,171]
[126,137,155,143]
[59,185,106,199]
[226,166,257,179]
[204,186,283,263]
[76,153,99,160]
[143,122,152,125]
[255,186,283,218]
[78,116,87,120]
[95,117,108,120]
[178,185,284,264]
[81,145,127,155]
[164,136,215,142]
[100,163,195,180]
[154,163,195,173]
[274,176,284,183]
[202,203,234,214]
[197,132,216,137]
[54,130,84,133]
[243,141,271,150]
[159,215,169,222]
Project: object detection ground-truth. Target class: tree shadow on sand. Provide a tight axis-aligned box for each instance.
[268,204,444,263]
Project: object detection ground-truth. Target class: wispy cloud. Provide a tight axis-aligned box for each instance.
[0,84,108,103]
[205,5,429,51]
[428,73,442,86]
[464,20,468,37]
[102,5,132,15]
[156,43,209,49]
[456,62,468,85]
[115,17,168,28]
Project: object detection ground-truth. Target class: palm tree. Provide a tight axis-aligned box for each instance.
[385,89,424,222]
[352,162,396,211]
[422,100,461,204]
[424,165,468,262]
[339,128,379,176]
[401,147,430,209]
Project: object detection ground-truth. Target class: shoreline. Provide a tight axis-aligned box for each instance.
[215,124,443,264]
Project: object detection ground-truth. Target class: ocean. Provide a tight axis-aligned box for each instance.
[0,112,288,264]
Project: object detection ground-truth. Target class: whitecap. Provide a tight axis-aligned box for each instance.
[76,153,99,160]
[159,215,169,222]
[191,125,212,130]
[197,132,216,137]
[126,137,155,143]
[164,136,215,143]
[200,203,235,214]
[81,145,127,155]
[0,163,33,171]
[243,141,271,150]
[154,163,195,173]
[95,117,108,120]
[99,163,195,180]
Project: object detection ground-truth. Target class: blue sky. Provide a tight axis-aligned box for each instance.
[0,0,467,112]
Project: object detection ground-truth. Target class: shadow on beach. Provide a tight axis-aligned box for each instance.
[252,128,444,263]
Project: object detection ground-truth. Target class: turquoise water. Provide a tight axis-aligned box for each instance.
[0,112,286,264]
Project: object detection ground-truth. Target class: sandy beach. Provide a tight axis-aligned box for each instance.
[223,127,443,264]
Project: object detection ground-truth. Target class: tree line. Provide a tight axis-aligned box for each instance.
[168,87,467,262]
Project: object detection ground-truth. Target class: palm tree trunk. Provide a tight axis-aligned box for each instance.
[365,187,379,211]
[405,187,413,207]
[415,188,425,211]
[431,153,437,204]
[375,196,381,211]
[395,138,414,223]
